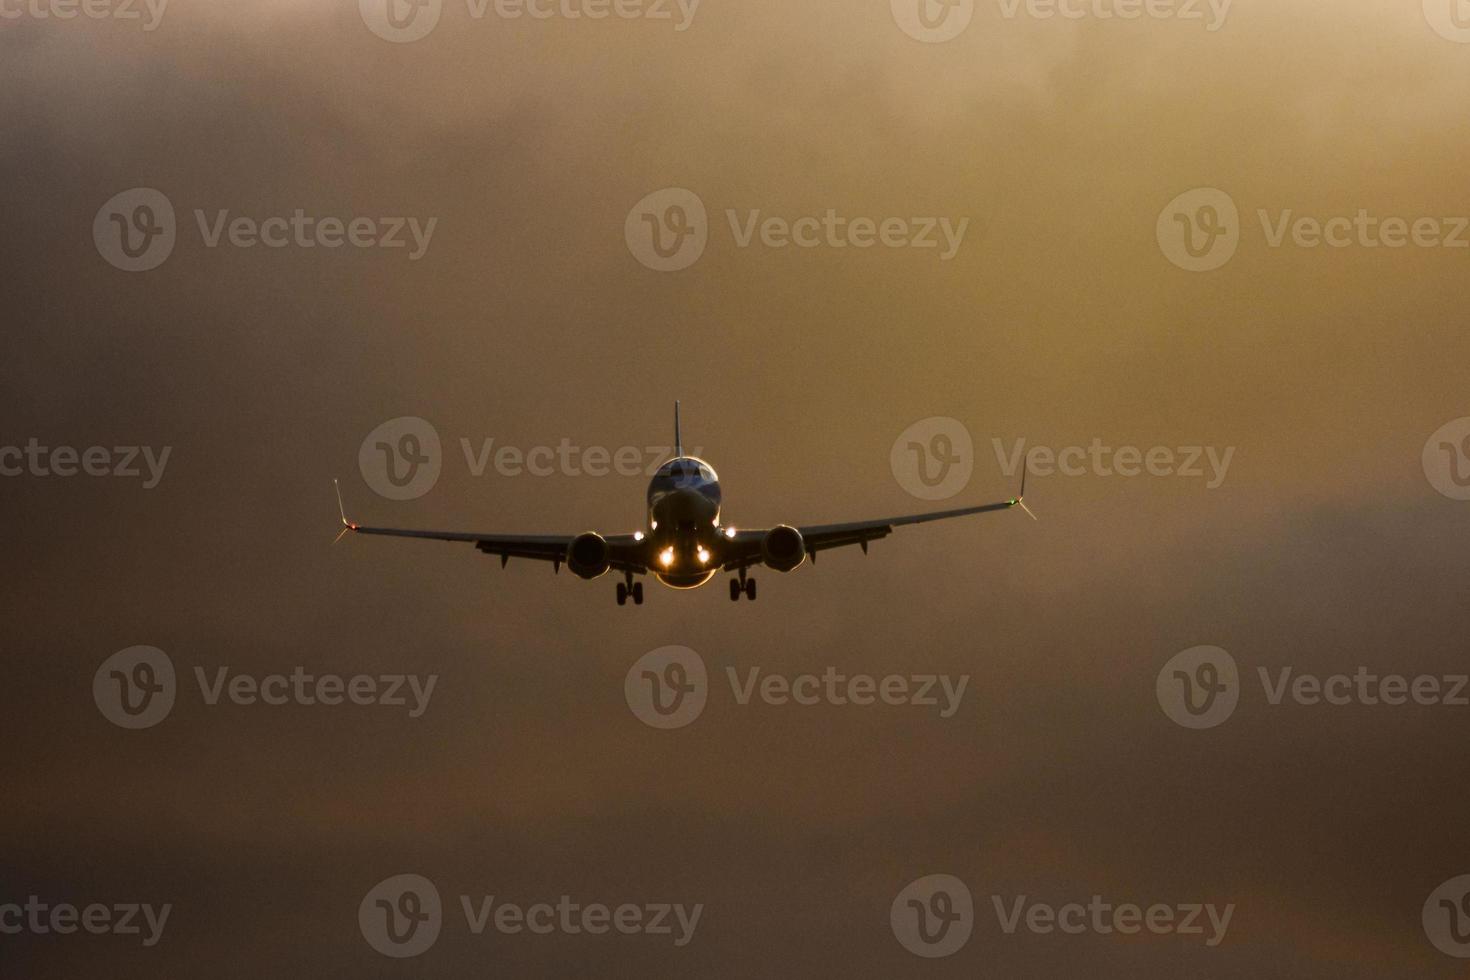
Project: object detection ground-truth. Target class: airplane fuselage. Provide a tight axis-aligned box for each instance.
[646,456,725,589]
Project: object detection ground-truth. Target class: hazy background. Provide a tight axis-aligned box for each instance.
[4,0,1470,975]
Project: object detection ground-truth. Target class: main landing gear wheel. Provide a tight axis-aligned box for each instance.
[617,583,628,606]
[632,582,644,605]
[745,577,756,601]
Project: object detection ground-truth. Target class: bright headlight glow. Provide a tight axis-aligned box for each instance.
[724,527,737,539]
[696,547,710,564]
[659,547,674,567]
[633,531,644,541]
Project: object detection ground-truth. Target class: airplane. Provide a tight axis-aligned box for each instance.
[334,403,1035,605]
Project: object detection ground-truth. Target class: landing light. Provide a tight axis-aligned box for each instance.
[696,547,710,564]
[724,527,737,539]
[634,531,645,541]
[659,547,674,567]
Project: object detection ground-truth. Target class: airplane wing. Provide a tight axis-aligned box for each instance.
[333,481,648,573]
[721,470,1034,570]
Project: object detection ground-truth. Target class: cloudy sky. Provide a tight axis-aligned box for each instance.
[4,0,1470,975]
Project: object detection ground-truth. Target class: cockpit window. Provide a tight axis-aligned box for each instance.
[649,458,720,501]
[658,459,714,482]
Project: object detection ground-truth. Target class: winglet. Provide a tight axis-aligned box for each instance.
[673,400,682,457]
[1010,455,1038,521]
[333,479,359,535]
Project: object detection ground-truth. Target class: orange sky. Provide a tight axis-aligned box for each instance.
[3,0,1470,975]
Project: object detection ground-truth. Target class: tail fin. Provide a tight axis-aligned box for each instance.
[674,400,682,457]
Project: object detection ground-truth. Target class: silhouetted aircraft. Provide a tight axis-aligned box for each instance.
[335,404,1033,605]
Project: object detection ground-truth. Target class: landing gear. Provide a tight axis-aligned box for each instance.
[617,575,644,606]
[729,570,757,601]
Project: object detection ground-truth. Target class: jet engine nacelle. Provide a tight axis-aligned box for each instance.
[567,532,611,580]
[761,525,807,572]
